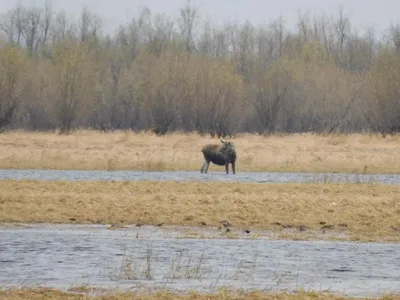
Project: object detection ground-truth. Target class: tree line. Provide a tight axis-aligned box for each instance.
[1,1,400,136]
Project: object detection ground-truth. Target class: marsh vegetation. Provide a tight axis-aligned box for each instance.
[1,180,400,242]
[2,289,399,300]
[1,131,400,174]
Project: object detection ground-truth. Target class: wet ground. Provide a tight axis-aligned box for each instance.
[0,169,399,184]
[1,169,399,297]
[0,224,399,297]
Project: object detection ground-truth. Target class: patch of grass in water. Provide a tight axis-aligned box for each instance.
[1,180,400,242]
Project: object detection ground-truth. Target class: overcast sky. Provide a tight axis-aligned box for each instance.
[1,0,399,37]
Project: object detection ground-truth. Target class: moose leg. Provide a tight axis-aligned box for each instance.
[201,160,210,173]
[200,161,206,173]
[204,160,211,173]
[232,161,236,174]
[225,163,229,174]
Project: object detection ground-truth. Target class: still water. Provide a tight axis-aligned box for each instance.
[0,224,399,297]
[0,169,399,184]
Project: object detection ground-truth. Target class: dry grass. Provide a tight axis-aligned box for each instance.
[1,130,400,173]
[0,288,399,300]
[1,180,400,242]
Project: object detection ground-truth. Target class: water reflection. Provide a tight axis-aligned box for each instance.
[0,224,399,297]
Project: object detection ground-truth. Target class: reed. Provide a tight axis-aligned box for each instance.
[1,180,400,242]
[1,130,400,173]
[0,288,399,300]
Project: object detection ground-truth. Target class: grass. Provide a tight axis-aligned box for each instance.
[107,246,225,282]
[0,288,399,300]
[1,180,400,242]
[1,130,400,173]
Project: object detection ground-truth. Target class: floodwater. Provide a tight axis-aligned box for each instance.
[0,169,400,184]
[1,170,400,297]
[1,224,399,297]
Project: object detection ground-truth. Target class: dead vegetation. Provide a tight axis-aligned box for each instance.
[0,288,399,300]
[1,131,400,174]
[1,180,400,242]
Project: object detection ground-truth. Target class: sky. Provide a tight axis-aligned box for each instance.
[0,0,399,37]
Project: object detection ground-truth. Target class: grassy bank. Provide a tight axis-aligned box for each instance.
[1,288,399,300]
[1,180,400,242]
[1,130,400,173]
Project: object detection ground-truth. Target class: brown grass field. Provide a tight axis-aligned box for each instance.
[1,130,400,173]
[0,288,399,300]
[1,180,400,242]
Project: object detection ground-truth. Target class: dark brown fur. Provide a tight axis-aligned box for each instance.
[200,139,237,174]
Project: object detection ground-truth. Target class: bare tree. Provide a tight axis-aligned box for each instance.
[212,25,230,58]
[0,44,28,131]
[146,12,175,56]
[252,60,292,134]
[1,2,400,135]
[197,20,214,56]
[177,0,199,53]
[333,5,351,68]
[296,10,311,43]
[388,23,400,54]
[48,40,97,134]
[343,29,375,72]
[22,6,42,55]
[51,10,76,44]
[0,1,54,56]
[0,3,26,46]
[362,48,400,134]
[79,7,102,43]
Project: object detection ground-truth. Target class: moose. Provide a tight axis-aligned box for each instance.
[200,139,237,174]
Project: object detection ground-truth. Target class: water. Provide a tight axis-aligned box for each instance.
[1,224,399,297]
[0,169,399,184]
[1,170,399,297]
